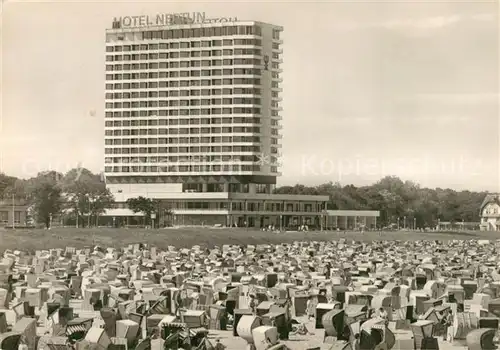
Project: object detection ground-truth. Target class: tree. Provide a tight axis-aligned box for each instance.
[273,175,487,229]
[0,173,19,199]
[88,188,115,226]
[126,196,159,227]
[27,171,64,229]
[2,178,30,202]
[62,168,115,227]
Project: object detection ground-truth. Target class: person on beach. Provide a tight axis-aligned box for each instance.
[379,307,389,326]
[249,294,257,314]
[307,296,316,321]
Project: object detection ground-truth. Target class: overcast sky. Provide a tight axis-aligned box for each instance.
[1,0,498,191]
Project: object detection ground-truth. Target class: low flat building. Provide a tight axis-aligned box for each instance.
[104,184,329,229]
[480,193,500,231]
[0,200,30,228]
[324,210,380,230]
[438,221,480,231]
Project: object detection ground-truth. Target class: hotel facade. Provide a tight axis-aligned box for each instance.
[103,14,329,228]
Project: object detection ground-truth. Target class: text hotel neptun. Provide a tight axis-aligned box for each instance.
[112,12,238,28]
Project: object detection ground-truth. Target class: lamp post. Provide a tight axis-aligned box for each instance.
[414,217,417,230]
[151,213,156,229]
[403,216,406,230]
[12,194,15,229]
[87,196,92,228]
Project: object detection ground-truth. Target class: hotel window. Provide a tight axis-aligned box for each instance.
[0,211,8,223]
[14,211,21,224]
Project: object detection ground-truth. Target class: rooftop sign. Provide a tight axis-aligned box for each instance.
[112,12,238,29]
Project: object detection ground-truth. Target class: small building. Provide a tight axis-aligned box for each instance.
[437,221,480,231]
[101,208,147,227]
[480,193,500,231]
[323,210,380,230]
[0,200,30,228]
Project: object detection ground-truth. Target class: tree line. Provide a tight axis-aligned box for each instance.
[0,168,172,228]
[0,170,487,229]
[273,176,487,228]
[0,169,115,228]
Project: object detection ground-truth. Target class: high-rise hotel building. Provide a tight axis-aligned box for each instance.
[103,14,329,228]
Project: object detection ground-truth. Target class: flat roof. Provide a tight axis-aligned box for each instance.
[229,193,329,201]
[106,18,282,32]
[326,210,380,217]
[109,191,329,202]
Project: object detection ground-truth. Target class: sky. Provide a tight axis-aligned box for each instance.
[1,0,499,192]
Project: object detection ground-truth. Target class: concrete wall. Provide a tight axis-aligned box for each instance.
[106,183,182,201]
